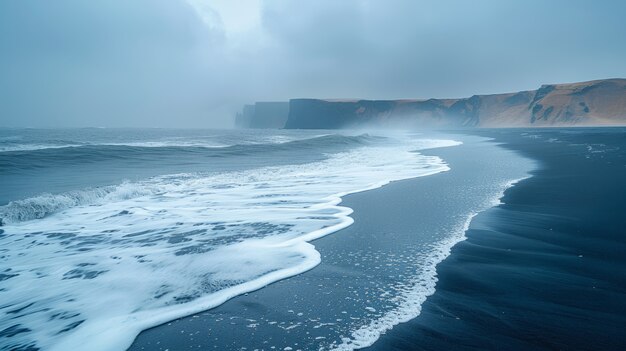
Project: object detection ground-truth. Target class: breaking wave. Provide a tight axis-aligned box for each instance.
[0,135,460,351]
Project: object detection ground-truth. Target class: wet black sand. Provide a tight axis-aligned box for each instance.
[371,128,626,350]
[128,128,626,351]
[128,133,531,351]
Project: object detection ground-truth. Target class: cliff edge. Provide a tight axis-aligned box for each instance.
[237,79,626,129]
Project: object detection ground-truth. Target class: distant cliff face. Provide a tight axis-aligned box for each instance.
[237,79,626,128]
[526,79,626,126]
[235,104,255,128]
[235,102,289,128]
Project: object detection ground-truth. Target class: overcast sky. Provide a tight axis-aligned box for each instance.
[1,0,625,128]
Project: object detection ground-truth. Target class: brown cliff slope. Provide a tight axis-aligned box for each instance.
[242,79,626,128]
[522,79,626,126]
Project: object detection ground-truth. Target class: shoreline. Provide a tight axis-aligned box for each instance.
[83,142,453,351]
[1,134,458,351]
[370,127,626,350]
[128,133,533,350]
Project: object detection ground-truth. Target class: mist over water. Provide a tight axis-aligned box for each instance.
[1,1,625,128]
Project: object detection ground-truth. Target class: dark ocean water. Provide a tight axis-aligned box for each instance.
[0,129,367,206]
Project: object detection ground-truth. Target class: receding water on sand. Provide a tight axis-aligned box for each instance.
[1,129,465,351]
[128,134,535,351]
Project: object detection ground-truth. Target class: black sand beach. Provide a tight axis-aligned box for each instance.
[128,133,531,351]
[372,128,626,350]
[129,128,626,351]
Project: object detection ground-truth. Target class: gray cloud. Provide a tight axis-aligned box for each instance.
[258,0,626,99]
[1,0,625,127]
[0,0,225,127]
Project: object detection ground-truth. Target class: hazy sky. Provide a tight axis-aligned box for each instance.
[1,0,625,128]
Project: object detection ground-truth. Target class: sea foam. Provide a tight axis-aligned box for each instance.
[328,176,532,350]
[0,136,459,351]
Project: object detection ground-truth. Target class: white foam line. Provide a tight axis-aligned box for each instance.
[52,240,322,351]
[0,144,82,152]
[98,142,229,148]
[48,141,463,351]
[329,175,534,351]
[286,164,447,245]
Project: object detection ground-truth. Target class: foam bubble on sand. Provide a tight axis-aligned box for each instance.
[328,177,531,351]
[0,137,460,351]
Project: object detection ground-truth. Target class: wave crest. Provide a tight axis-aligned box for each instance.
[0,183,154,225]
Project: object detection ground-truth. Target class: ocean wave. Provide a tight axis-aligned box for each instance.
[0,135,382,176]
[0,182,155,225]
[0,143,83,152]
[0,135,458,351]
[0,133,371,154]
[0,134,390,225]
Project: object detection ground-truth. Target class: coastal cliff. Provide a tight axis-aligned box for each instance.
[235,102,289,128]
[236,79,626,129]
